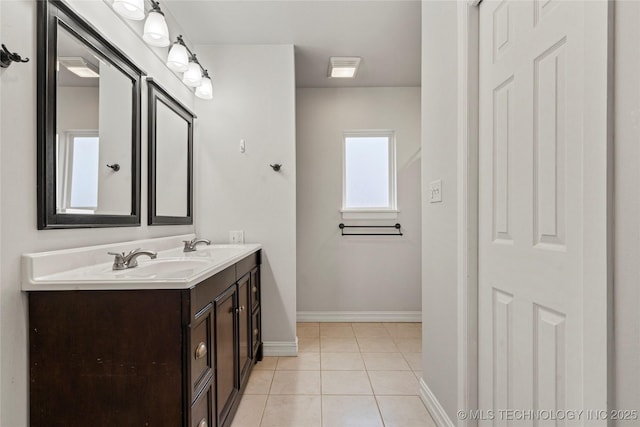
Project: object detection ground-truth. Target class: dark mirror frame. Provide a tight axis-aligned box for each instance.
[37,0,144,229]
[147,79,195,225]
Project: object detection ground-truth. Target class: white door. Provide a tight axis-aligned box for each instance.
[478,1,610,425]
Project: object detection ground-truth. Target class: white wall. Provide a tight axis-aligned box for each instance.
[193,45,297,349]
[57,86,99,131]
[0,1,195,425]
[421,1,460,422]
[296,87,421,315]
[614,2,640,424]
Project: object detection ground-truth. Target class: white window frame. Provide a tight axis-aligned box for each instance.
[57,129,99,214]
[341,130,398,220]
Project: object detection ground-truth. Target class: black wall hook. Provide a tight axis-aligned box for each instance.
[0,44,29,69]
[270,163,282,172]
[106,163,121,172]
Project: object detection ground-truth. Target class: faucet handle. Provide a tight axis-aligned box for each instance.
[107,252,126,270]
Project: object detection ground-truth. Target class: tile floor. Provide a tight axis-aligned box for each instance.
[231,322,436,427]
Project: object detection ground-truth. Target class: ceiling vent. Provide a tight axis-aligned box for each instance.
[328,57,361,78]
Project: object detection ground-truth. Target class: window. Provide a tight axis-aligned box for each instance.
[57,131,100,214]
[342,130,397,219]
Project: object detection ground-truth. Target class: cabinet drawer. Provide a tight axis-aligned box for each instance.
[190,308,213,400]
[236,251,259,278]
[252,310,261,357]
[250,267,260,313]
[191,380,213,427]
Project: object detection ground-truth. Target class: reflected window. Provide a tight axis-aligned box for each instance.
[58,131,99,214]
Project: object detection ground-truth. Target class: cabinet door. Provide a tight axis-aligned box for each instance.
[238,274,252,387]
[214,285,238,427]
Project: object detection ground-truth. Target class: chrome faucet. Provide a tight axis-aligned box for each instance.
[183,238,211,252]
[108,248,157,270]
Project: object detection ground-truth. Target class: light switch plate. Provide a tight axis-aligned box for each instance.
[229,230,245,244]
[430,179,442,203]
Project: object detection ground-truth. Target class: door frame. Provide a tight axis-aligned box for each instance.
[456,2,614,427]
[456,2,480,427]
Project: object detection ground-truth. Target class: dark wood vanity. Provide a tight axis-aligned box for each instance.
[28,250,262,427]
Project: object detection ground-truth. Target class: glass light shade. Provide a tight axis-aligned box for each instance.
[182,62,202,87]
[167,43,189,72]
[142,11,170,47]
[195,76,213,100]
[113,0,145,20]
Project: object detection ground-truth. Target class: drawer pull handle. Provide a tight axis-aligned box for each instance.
[254,328,259,336]
[197,418,207,427]
[195,342,207,360]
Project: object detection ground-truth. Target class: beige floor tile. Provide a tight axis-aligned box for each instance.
[320,323,355,337]
[270,370,321,395]
[393,337,422,353]
[297,322,320,338]
[368,371,420,395]
[230,394,267,427]
[402,353,423,371]
[261,395,322,427]
[321,336,360,352]
[321,352,365,371]
[321,370,373,395]
[321,395,384,427]
[376,395,436,427]
[356,337,398,353]
[353,324,391,338]
[244,370,274,394]
[298,337,320,352]
[254,356,278,370]
[362,353,411,371]
[276,352,321,370]
[384,323,422,338]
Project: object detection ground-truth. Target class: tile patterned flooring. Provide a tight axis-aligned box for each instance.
[231,322,436,427]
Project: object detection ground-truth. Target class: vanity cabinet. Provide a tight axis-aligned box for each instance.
[28,250,262,427]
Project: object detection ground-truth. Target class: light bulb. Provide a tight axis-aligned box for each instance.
[113,0,145,20]
[182,62,202,87]
[195,76,213,100]
[143,11,170,47]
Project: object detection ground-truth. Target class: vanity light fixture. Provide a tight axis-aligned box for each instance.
[166,35,189,72]
[182,54,203,87]
[142,1,170,47]
[112,0,145,21]
[328,56,361,78]
[59,57,99,78]
[195,71,213,100]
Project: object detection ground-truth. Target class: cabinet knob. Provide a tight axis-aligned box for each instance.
[195,342,207,360]
[254,328,259,336]
[236,305,246,313]
[252,286,257,293]
[197,418,207,427]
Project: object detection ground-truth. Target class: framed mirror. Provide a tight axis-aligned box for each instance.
[37,0,144,229]
[147,79,195,225]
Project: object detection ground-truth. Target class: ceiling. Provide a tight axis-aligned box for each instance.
[162,1,421,88]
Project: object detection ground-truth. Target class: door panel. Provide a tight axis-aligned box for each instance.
[215,286,238,427]
[238,274,252,387]
[478,1,609,424]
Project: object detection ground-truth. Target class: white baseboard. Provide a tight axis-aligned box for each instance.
[420,378,455,427]
[297,311,421,323]
[262,339,298,357]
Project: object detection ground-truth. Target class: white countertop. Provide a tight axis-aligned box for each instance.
[22,234,261,291]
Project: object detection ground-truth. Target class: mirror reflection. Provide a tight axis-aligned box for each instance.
[155,101,189,217]
[56,26,133,215]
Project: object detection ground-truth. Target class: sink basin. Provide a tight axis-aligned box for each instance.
[109,258,211,279]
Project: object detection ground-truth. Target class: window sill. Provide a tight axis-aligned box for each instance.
[341,210,399,220]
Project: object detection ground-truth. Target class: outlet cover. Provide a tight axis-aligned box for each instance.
[229,230,245,244]
[430,180,442,203]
